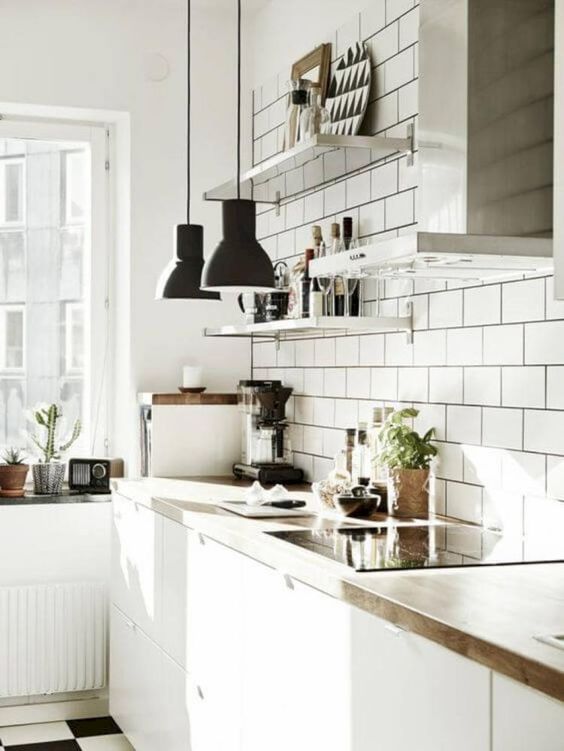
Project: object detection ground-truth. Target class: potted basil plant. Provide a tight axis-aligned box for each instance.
[0,447,29,498]
[28,403,81,495]
[378,407,437,518]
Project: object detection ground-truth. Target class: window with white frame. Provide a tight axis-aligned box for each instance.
[0,122,109,456]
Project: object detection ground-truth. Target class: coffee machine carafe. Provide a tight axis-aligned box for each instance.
[234,380,304,484]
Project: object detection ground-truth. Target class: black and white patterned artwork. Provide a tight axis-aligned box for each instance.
[326,42,372,136]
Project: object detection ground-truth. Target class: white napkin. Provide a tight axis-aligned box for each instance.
[243,481,290,506]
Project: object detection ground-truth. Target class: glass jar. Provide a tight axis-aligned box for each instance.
[284,79,309,149]
[299,84,331,142]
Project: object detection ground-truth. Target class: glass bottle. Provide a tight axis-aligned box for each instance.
[345,428,356,477]
[285,79,309,149]
[352,424,371,486]
[330,222,344,255]
[301,248,314,318]
[368,407,394,484]
[299,84,331,142]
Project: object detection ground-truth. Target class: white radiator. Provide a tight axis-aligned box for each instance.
[0,582,108,698]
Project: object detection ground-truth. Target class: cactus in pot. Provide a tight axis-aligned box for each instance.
[0,447,29,498]
[27,403,81,495]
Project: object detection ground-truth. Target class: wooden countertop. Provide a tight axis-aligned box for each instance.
[141,392,238,406]
[113,476,564,702]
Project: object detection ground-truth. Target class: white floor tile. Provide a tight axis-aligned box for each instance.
[0,721,73,745]
[78,735,134,751]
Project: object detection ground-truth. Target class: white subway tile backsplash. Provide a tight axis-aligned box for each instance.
[359,200,385,235]
[324,148,347,181]
[385,332,414,366]
[524,410,564,455]
[371,161,398,200]
[483,489,524,535]
[289,423,304,453]
[296,339,315,367]
[277,340,295,367]
[446,405,481,445]
[347,368,371,398]
[463,445,502,488]
[304,368,324,396]
[525,321,564,364]
[324,182,347,216]
[334,398,359,429]
[346,171,371,209]
[314,338,336,367]
[501,451,546,496]
[415,403,446,441]
[464,285,501,326]
[547,455,564,500]
[361,0,386,39]
[545,276,564,320]
[384,47,414,93]
[367,91,398,133]
[313,397,335,427]
[294,396,314,425]
[502,277,545,323]
[303,425,323,455]
[304,156,324,190]
[413,329,447,366]
[429,367,463,403]
[336,336,359,365]
[429,290,463,328]
[482,325,523,368]
[547,366,564,409]
[323,427,345,459]
[464,367,501,406]
[399,6,419,49]
[398,80,418,120]
[324,368,347,398]
[385,190,413,229]
[386,0,415,23]
[367,21,399,64]
[359,334,385,365]
[447,328,482,366]
[398,367,428,402]
[370,367,398,400]
[446,482,482,524]
[502,366,545,408]
[483,408,523,450]
[304,190,324,223]
[436,442,463,481]
[285,198,304,229]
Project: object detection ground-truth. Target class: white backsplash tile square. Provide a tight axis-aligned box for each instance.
[359,200,386,235]
[501,450,546,496]
[463,445,502,488]
[277,340,295,367]
[464,285,501,326]
[304,156,324,190]
[385,190,413,229]
[501,366,545,408]
[324,368,347,397]
[313,397,335,427]
[314,338,336,367]
[347,368,371,398]
[386,0,415,23]
[324,149,347,182]
[294,396,314,425]
[483,324,523,365]
[370,367,398,401]
[525,321,564,365]
[502,277,545,323]
[483,489,524,535]
[415,403,446,441]
[398,152,418,191]
[361,0,386,39]
[346,171,371,209]
[283,368,304,394]
[359,333,386,365]
[313,456,334,482]
[464,367,501,406]
[304,190,324,223]
[398,367,428,402]
[304,368,324,396]
[303,425,323,455]
[323,427,344,459]
[413,329,447,366]
[384,47,414,93]
[334,398,359,429]
[447,328,482,366]
[367,21,399,64]
[435,442,463,481]
[296,339,315,367]
[367,91,398,133]
[483,407,523,450]
[371,161,398,200]
[547,366,564,409]
[293,452,313,481]
[446,405,482,445]
[285,198,304,229]
[429,289,463,328]
[429,367,463,403]
[324,182,347,216]
[398,80,418,120]
[336,335,360,365]
[289,423,304,453]
[399,6,419,49]
[385,332,414,366]
[524,409,564,455]
[446,482,482,525]
[547,455,564,500]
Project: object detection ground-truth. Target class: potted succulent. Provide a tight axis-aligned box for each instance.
[378,407,437,518]
[27,403,81,495]
[0,448,29,498]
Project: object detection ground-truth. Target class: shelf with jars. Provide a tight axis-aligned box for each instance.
[203,127,414,209]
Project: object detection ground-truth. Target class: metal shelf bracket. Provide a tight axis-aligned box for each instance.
[406,123,415,167]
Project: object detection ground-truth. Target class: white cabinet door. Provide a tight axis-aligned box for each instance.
[110,605,164,751]
[349,608,491,751]
[493,673,564,751]
[111,493,162,643]
[161,649,192,751]
[162,516,190,669]
[186,532,244,751]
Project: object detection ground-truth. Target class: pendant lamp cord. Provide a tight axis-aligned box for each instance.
[186,0,191,223]
[237,0,241,200]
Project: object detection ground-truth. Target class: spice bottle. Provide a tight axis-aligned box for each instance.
[352,423,371,486]
[309,276,323,317]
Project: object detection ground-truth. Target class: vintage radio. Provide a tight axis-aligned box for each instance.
[68,458,123,493]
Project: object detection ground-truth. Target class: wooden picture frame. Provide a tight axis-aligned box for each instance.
[291,43,332,103]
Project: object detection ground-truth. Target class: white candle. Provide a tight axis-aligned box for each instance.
[182,366,203,388]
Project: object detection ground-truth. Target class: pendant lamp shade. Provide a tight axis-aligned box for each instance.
[200,0,275,294]
[155,0,220,300]
[156,224,220,299]
[200,200,275,292]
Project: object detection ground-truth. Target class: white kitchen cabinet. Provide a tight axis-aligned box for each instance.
[110,605,165,751]
[493,673,564,751]
[111,493,163,643]
[186,532,244,750]
[162,516,190,669]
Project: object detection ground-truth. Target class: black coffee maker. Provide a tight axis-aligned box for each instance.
[233,380,304,484]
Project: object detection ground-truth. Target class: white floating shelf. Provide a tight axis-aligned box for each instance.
[203,131,413,204]
[310,232,554,282]
[203,315,412,341]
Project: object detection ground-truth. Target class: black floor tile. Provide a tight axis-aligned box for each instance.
[66,716,122,738]
[5,741,81,751]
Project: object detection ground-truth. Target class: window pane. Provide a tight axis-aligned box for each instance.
[0,379,25,446]
[0,232,25,301]
[5,162,23,223]
[5,309,23,368]
[60,228,84,299]
[64,151,88,224]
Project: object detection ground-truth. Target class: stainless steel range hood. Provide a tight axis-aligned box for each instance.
[383,0,555,280]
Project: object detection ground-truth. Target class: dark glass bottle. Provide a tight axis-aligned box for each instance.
[342,216,360,316]
[301,248,314,317]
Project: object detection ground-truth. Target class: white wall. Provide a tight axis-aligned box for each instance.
[0,0,254,467]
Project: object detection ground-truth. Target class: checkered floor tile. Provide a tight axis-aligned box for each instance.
[0,717,133,750]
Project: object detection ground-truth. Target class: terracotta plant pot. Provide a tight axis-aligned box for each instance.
[0,464,29,498]
[32,462,65,495]
[387,468,430,519]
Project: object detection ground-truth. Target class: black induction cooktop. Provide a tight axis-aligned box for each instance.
[266,522,564,572]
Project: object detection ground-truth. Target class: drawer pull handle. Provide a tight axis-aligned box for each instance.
[198,533,205,546]
[197,685,204,700]
[384,623,405,637]
[281,573,294,590]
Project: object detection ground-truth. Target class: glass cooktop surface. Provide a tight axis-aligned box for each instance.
[266,523,564,572]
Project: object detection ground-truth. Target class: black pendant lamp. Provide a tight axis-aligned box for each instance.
[200,0,275,293]
[156,0,220,300]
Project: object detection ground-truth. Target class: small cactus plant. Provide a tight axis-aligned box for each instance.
[1,447,27,465]
[28,403,81,464]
